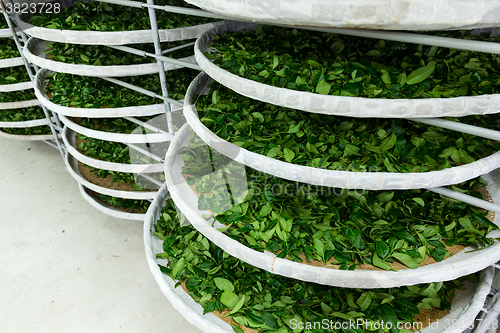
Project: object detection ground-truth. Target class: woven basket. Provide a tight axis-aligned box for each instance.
[34,69,168,118]
[24,37,197,77]
[195,21,500,119]
[64,150,157,200]
[145,181,496,332]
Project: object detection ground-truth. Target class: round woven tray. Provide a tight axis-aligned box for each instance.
[184,0,500,31]
[24,37,197,77]
[184,72,500,191]
[145,181,496,333]
[195,21,500,119]
[64,150,157,200]
[59,114,173,145]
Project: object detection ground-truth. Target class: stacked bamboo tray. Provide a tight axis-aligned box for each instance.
[145,4,500,333]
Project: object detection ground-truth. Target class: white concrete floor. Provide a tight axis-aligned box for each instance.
[0,137,201,333]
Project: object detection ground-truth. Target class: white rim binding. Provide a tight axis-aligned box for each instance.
[17,13,218,45]
[34,68,168,118]
[24,37,198,77]
[62,125,164,174]
[64,150,158,200]
[145,181,496,332]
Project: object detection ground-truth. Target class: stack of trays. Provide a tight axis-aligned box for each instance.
[20,0,217,219]
[145,18,500,333]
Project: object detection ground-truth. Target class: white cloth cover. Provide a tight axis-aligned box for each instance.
[185,0,500,31]
[0,81,33,92]
[0,130,56,141]
[59,114,172,144]
[0,99,40,110]
[0,28,13,38]
[0,116,54,128]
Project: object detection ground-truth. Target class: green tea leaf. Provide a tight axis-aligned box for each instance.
[458,217,474,229]
[381,70,391,85]
[266,146,281,158]
[80,54,90,62]
[221,291,239,309]
[430,244,448,262]
[356,293,372,311]
[473,214,498,229]
[413,198,425,207]
[377,191,394,204]
[375,240,390,260]
[406,64,435,85]
[394,299,420,316]
[392,252,419,269]
[346,229,364,249]
[313,238,325,258]
[379,304,399,333]
[259,203,272,217]
[421,131,447,143]
[252,112,264,123]
[272,55,279,69]
[212,91,220,104]
[307,59,322,68]
[214,277,234,292]
[228,295,245,315]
